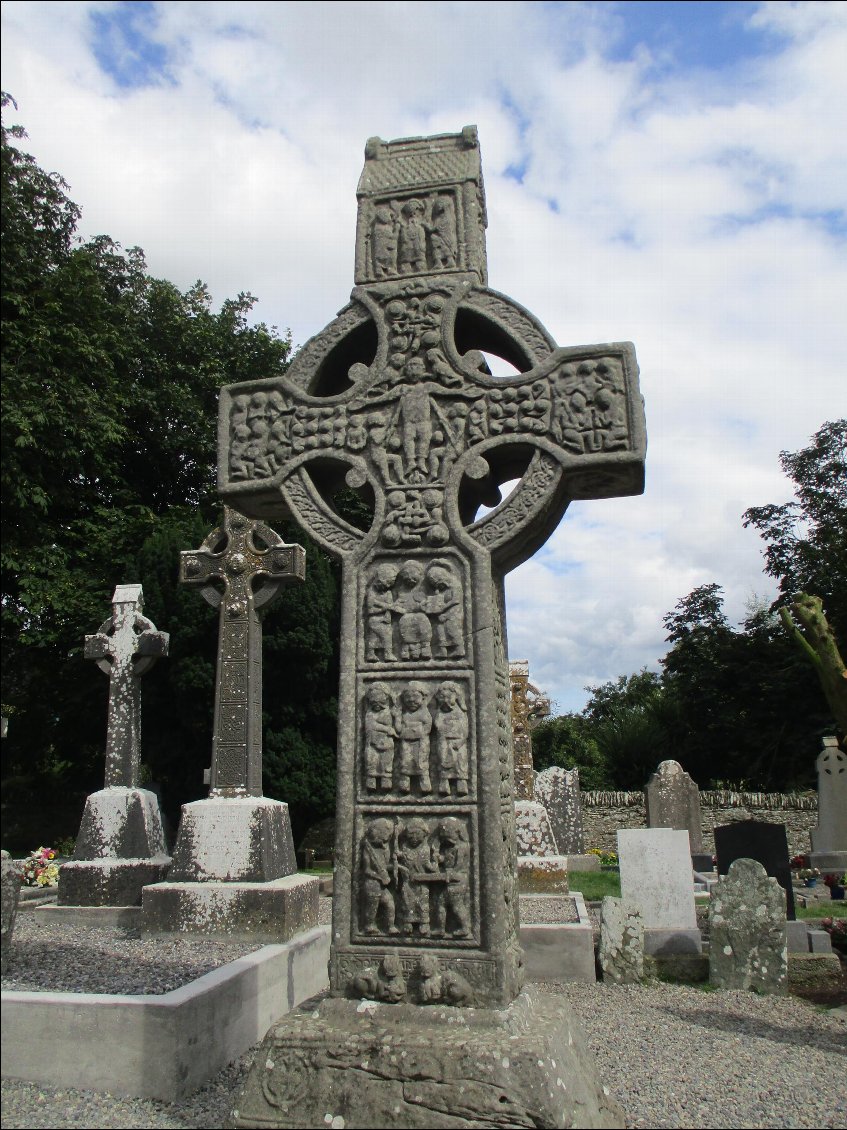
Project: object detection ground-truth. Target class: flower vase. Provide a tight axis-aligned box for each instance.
[831,885,845,900]
[803,877,817,888]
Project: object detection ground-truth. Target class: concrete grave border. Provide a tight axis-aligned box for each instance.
[1,924,330,1101]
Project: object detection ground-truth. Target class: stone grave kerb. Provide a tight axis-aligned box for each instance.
[218,126,646,1012]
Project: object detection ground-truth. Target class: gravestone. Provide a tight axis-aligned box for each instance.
[1,852,23,974]
[645,759,708,869]
[809,736,847,872]
[709,858,787,994]
[226,126,643,1128]
[59,585,172,907]
[142,509,319,940]
[714,819,795,920]
[618,828,701,955]
[535,764,599,874]
[599,896,645,985]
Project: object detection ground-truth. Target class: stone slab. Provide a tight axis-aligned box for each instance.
[564,853,600,872]
[34,904,142,929]
[599,897,644,985]
[810,738,847,854]
[71,786,169,861]
[58,857,170,908]
[709,858,787,994]
[1,926,330,1101]
[230,988,624,1129]
[714,819,795,920]
[808,929,834,954]
[168,796,297,883]
[808,850,847,872]
[643,927,702,956]
[644,953,709,983]
[535,766,585,854]
[1,853,22,975]
[787,952,844,993]
[517,855,569,893]
[517,892,596,983]
[515,799,560,855]
[786,919,811,953]
[618,828,697,930]
[644,760,703,852]
[141,873,319,942]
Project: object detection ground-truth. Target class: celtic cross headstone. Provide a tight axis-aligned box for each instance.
[228,127,642,1128]
[179,506,306,797]
[60,584,172,907]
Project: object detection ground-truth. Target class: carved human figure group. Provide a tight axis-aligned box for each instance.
[359,815,472,942]
[370,194,458,279]
[363,678,469,796]
[364,556,464,664]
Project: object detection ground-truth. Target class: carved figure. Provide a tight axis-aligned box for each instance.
[396,682,432,794]
[395,358,434,480]
[397,818,435,935]
[433,681,469,796]
[363,683,396,791]
[360,818,399,935]
[426,561,464,658]
[351,954,407,1002]
[433,817,471,938]
[395,562,432,659]
[364,563,399,662]
[397,198,428,274]
[371,205,398,278]
[429,196,457,269]
[418,953,473,1006]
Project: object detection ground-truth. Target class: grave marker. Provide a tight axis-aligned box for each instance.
[618,828,701,955]
[714,818,795,920]
[809,735,847,872]
[709,857,787,994]
[227,126,642,1128]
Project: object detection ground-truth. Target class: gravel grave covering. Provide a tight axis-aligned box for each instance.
[2,913,846,1128]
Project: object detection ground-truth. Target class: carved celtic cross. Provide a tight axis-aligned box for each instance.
[84,584,169,789]
[180,507,305,797]
[218,127,646,1007]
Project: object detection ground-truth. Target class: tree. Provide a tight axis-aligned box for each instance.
[0,96,338,848]
[530,714,610,789]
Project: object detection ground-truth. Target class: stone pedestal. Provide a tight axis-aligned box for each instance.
[142,796,317,938]
[1,851,23,974]
[230,989,623,1129]
[58,787,171,907]
[516,800,569,892]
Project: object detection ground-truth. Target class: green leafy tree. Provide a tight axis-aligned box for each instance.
[1,96,338,848]
[530,713,610,789]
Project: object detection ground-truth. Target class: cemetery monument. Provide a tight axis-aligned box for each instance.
[709,857,787,994]
[618,828,701,955]
[808,735,847,873]
[59,584,171,907]
[645,759,710,872]
[223,126,644,1127]
[142,508,319,939]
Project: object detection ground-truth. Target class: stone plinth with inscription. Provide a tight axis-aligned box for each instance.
[142,510,319,940]
[226,127,642,1127]
[59,585,172,908]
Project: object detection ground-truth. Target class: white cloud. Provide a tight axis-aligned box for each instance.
[2,0,844,713]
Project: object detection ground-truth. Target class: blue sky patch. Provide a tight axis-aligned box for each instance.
[90,1,171,89]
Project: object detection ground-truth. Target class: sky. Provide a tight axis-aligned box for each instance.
[2,0,845,713]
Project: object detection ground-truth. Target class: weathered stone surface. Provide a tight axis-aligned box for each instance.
[709,858,787,994]
[618,828,701,955]
[645,759,703,853]
[599,896,644,985]
[1,851,23,974]
[231,989,623,1129]
[141,874,319,942]
[167,796,297,883]
[509,659,551,801]
[536,765,585,854]
[809,736,847,871]
[61,587,171,907]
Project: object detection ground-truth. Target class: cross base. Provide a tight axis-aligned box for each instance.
[58,857,171,908]
[230,988,624,1129]
[167,796,298,883]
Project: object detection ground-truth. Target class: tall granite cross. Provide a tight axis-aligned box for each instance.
[84,584,169,789]
[180,506,305,798]
[219,127,646,1009]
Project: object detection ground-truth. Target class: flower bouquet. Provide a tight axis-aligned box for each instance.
[21,846,60,887]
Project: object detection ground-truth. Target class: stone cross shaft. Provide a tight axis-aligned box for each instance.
[218,127,646,1007]
[84,584,169,789]
[180,507,305,797]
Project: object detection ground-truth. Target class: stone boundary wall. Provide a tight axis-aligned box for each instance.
[582,791,818,860]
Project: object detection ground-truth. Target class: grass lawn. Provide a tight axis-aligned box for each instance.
[567,869,621,900]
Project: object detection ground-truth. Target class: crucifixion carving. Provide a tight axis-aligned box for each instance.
[217,127,646,1007]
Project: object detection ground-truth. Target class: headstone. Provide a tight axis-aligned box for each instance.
[645,759,704,857]
[618,828,701,955]
[709,857,787,994]
[536,765,590,854]
[714,819,795,920]
[1,851,23,974]
[809,736,847,872]
[224,125,643,1128]
[142,509,319,940]
[599,896,645,985]
[59,585,172,907]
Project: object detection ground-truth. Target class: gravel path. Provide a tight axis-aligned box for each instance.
[2,912,846,1128]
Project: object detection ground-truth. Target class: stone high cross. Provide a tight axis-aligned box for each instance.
[218,127,646,1007]
[180,507,305,798]
[84,584,169,789]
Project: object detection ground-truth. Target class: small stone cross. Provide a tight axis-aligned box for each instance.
[84,584,169,789]
[217,127,646,1006]
[180,507,305,797]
